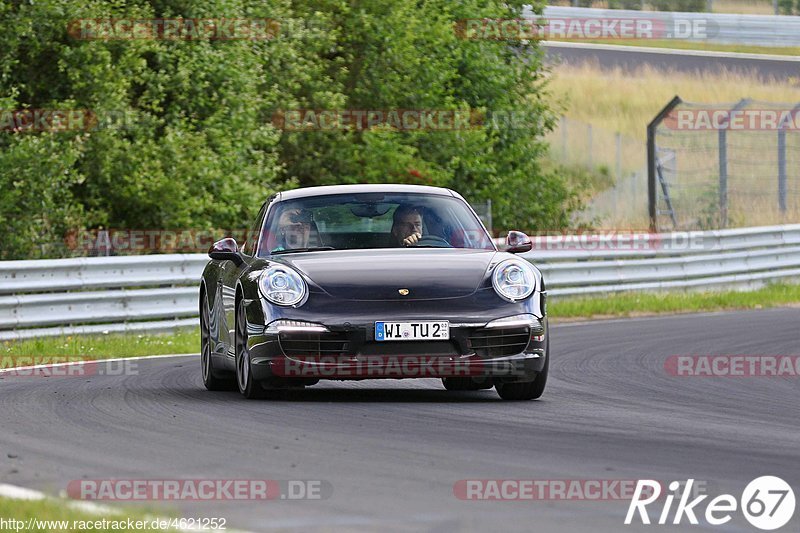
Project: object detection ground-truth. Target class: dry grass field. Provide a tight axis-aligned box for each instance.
[545,63,800,228]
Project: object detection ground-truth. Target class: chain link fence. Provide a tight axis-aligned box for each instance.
[547,116,649,228]
[649,97,800,231]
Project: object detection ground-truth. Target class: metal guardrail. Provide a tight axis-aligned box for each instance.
[538,6,800,47]
[1,225,799,340]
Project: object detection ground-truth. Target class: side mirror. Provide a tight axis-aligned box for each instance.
[208,237,244,266]
[506,231,532,254]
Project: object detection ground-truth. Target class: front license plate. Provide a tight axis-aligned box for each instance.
[375,321,450,341]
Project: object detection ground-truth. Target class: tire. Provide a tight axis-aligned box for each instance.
[235,299,267,399]
[495,339,549,401]
[201,295,235,391]
[442,377,492,391]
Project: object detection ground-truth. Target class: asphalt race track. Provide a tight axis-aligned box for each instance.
[1,308,798,532]
[544,42,800,81]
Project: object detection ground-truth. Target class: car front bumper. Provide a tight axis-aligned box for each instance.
[245,316,548,384]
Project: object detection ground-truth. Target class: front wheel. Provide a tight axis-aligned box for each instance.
[495,340,549,401]
[235,299,266,399]
[201,295,235,391]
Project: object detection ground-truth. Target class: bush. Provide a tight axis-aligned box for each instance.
[650,0,707,11]
[0,0,579,259]
[608,0,644,9]
[778,0,798,14]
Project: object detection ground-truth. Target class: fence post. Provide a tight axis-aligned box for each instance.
[718,99,750,229]
[647,96,682,233]
[718,127,728,228]
[778,122,787,214]
[777,104,800,214]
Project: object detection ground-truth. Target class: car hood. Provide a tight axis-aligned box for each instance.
[272,248,497,301]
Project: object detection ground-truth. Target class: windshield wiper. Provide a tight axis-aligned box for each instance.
[271,246,336,255]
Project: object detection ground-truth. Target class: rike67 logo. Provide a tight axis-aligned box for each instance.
[626,477,795,530]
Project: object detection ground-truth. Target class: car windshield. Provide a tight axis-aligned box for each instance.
[259,192,495,255]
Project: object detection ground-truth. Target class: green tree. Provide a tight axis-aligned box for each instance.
[277,0,575,232]
[0,0,297,258]
[1,0,577,259]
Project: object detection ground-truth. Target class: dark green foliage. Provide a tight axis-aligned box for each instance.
[1,0,577,258]
[650,0,708,11]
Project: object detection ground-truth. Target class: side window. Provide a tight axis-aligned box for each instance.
[242,205,266,256]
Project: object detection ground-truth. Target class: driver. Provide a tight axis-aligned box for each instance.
[273,208,312,251]
[390,204,423,247]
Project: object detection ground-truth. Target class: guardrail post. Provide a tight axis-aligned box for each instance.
[648,96,682,233]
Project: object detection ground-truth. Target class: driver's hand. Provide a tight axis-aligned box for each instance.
[403,232,422,246]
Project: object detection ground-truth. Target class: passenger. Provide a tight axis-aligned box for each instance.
[273,208,313,251]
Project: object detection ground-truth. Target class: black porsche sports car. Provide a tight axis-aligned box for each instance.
[200,184,548,400]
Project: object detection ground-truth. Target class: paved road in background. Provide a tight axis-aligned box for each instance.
[1,308,799,532]
[544,42,800,81]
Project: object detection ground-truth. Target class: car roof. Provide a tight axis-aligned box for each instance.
[276,184,456,201]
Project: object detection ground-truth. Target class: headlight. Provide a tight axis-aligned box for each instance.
[492,259,536,302]
[259,265,307,306]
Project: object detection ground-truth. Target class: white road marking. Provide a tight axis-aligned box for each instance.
[0,353,196,374]
[0,483,46,500]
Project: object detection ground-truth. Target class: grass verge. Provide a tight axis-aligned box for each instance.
[0,496,175,532]
[1,328,198,361]
[546,63,800,140]
[549,282,800,319]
